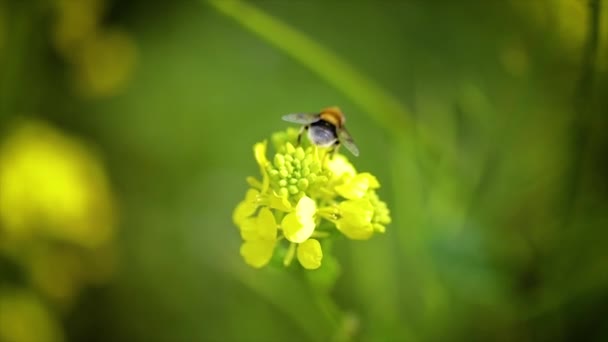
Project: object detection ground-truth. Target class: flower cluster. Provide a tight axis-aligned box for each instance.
[0,120,117,342]
[233,128,391,270]
[52,0,137,97]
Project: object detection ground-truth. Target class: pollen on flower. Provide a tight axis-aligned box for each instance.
[233,127,391,270]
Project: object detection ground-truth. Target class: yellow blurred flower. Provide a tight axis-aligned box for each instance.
[0,289,64,342]
[500,40,529,77]
[0,120,115,249]
[52,0,105,58]
[51,0,138,98]
[74,29,137,97]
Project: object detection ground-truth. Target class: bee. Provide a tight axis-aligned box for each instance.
[282,106,359,157]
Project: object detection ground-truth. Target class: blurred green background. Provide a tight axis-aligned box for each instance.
[1,0,608,341]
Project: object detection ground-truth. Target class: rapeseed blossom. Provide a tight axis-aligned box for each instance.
[233,126,391,270]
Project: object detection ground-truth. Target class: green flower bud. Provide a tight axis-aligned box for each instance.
[304,154,313,165]
[274,154,285,167]
[285,142,296,154]
[295,147,306,161]
[297,178,309,191]
[286,163,294,173]
[288,185,299,195]
[269,169,280,179]
[279,187,289,197]
[279,168,289,178]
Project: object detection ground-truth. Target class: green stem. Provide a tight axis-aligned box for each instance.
[283,242,296,266]
[310,231,330,238]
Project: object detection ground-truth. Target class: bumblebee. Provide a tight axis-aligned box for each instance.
[282,106,359,157]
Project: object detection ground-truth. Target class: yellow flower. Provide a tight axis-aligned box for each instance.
[368,191,391,233]
[336,199,375,240]
[253,141,270,192]
[240,240,276,268]
[234,127,391,270]
[254,140,269,167]
[268,192,292,212]
[297,239,323,270]
[0,120,115,248]
[75,29,137,98]
[282,195,316,243]
[335,172,380,200]
[239,207,277,268]
[232,188,261,226]
[271,127,300,151]
[267,142,329,201]
[52,0,104,57]
[326,154,356,180]
[0,289,64,342]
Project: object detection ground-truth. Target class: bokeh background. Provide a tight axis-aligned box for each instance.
[1,0,608,341]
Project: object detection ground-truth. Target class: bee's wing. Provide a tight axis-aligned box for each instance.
[282,113,319,125]
[338,127,359,157]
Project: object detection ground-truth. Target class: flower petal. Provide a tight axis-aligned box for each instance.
[336,199,374,240]
[297,239,323,270]
[326,154,356,179]
[238,217,258,241]
[253,141,270,192]
[282,213,314,243]
[335,173,379,199]
[256,207,277,241]
[254,141,268,167]
[359,173,380,189]
[282,195,316,243]
[268,192,292,212]
[336,219,374,240]
[232,189,260,225]
[296,195,316,219]
[240,239,276,268]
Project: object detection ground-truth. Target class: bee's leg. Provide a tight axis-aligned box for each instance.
[297,125,308,146]
[332,141,341,158]
[327,141,340,160]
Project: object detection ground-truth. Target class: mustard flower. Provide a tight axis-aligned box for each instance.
[233,128,391,270]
